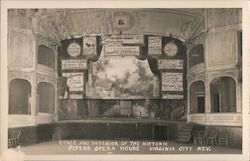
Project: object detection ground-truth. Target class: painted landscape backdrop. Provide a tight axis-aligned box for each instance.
[86,55,159,99]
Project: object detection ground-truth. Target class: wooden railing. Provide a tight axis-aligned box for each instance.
[8,115,36,128]
[37,113,55,124]
[9,113,55,127]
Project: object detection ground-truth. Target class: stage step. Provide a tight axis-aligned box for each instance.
[176,124,193,143]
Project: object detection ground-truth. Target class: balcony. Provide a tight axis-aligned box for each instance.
[187,113,242,126]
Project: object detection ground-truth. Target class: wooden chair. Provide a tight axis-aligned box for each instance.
[218,133,229,146]
[192,130,199,145]
[206,129,217,146]
[52,127,62,141]
[8,130,21,148]
[196,130,206,146]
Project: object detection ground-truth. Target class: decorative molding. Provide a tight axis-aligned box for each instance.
[23,9,205,41]
[8,26,34,36]
[113,11,139,32]
[8,28,35,68]
[8,115,36,128]
[187,63,205,77]
[35,10,65,43]
[35,34,58,51]
[8,66,34,73]
[207,68,239,84]
[188,113,242,126]
[187,70,206,87]
[188,114,206,124]
[207,8,241,30]
[186,32,205,50]
[36,73,57,88]
[208,24,241,34]
[206,29,237,69]
[37,64,57,78]
[8,71,33,84]
[37,113,55,124]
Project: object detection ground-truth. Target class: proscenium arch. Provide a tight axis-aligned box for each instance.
[9,79,31,114]
[210,76,236,113]
[60,9,204,41]
[37,82,55,114]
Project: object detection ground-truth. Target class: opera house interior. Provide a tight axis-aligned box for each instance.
[2,8,242,155]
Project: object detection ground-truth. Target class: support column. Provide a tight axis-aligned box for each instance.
[33,34,38,122]
[236,82,241,113]
[187,88,190,114]
[54,83,58,121]
[54,45,59,122]
[31,73,38,118]
[31,84,37,115]
[205,83,211,113]
[186,83,191,123]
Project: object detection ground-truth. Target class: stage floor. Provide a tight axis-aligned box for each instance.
[58,118,183,124]
[20,140,241,155]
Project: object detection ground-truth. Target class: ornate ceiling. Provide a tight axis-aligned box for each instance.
[8,9,205,43]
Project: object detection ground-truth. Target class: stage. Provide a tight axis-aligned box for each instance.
[57,117,185,124]
[36,118,180,141]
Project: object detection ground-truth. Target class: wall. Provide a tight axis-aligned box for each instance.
[206,29,238,70]
[207,9,241,29]
[8,28,34,68]
[205,8,241,113]
[8,10,59,128]
[205,8,241,70]
[187,8,242,126]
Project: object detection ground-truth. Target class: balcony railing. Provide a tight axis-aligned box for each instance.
[187,112,242,126]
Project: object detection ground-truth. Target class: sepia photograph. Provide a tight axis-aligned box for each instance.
[0,1,249,161]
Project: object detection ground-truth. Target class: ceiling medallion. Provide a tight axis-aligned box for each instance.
[113,11,137,31]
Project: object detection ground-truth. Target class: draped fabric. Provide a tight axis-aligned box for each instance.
[147,57,159,75]
[89,43,159,76]
[88,36,102,62]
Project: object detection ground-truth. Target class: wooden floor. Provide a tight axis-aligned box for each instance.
[19,140,241,155]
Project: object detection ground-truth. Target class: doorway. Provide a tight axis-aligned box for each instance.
[154,125,168,140]
[197,95,205,113]
[213,93,220,112]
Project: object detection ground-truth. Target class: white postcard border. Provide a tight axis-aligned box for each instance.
[1,1,250,161]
